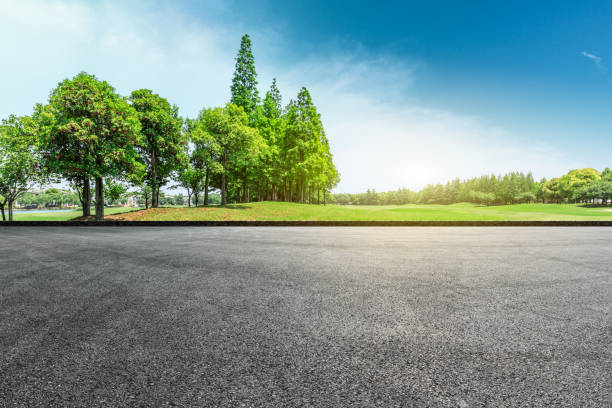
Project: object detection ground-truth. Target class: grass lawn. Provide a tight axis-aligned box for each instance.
[104,201,612,221]
[8,207,140,221]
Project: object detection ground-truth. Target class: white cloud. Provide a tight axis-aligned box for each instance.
[581,51,602,66]
[0,0,575,193]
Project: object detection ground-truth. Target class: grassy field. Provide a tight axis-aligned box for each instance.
[102,201,612,221]
[8,207,139,221]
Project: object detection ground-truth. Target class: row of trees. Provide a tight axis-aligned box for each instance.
[337,168,612,206]
[0,34,339,221]
[176,35,339,207]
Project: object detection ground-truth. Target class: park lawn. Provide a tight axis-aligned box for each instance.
[105,201,612,221]
[10,207,140,221]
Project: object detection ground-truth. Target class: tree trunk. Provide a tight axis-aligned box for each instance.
[8,199,14,222]
[204,168,210,206]
[152,185,158,208]
[151,149,158,208]
[221,152,227,205]
[0,203,5,221]
[323,190,326,205]
[95,177,104,221]
[242,174,248,203]
[82,178,91,217]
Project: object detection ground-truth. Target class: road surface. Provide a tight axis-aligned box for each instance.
[1,227,611,406]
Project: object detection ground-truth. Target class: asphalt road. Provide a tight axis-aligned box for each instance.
[1,227,611,407]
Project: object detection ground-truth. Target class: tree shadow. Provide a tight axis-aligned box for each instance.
[194,204,252,210]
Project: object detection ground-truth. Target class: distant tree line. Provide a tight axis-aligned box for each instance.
[0,34,339,221]
[333,168,612,206]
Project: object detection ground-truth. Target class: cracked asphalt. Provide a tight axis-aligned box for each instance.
[1,227,611,407]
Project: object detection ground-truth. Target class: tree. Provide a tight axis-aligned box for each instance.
[256,79,285,201]
[558,168,601,202]
[187,118,222,206]
[129,89,186,208]
[199,104,261,205]
[136,183,152,209]
[36,72,141,220]
[175,163,205,207]
[0,115,42,221]
[104,179,127,206]
[282,87,338,202]
[579,179,612,205]
[230,34,259,117]
[543,178,561,203]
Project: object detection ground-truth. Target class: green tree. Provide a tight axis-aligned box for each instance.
[187,118,222,206]
[581,179,612,205]
[230,34,260,117]
[543,178,561,203]
[0,115,42,221]
[136,183,152,209]
[174,161,205,207]
[129,89,186,208]
[283,87,338,202]
[36,72,142,220]
[558,168,601,202]
[253,79,284,201]
[601,167,612,181]
[104,179,127,206]
[199,104,261,205]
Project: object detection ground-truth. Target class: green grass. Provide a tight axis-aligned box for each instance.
[103,201,612,221]
[8,207,139,221]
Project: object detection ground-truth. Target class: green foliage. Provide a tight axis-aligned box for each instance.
[575,179,612,203]
[17,189,79,208]
[558,168,600,201]
[174,161,206,207]
[129,89,187,207]
[0,115,43,220]
[282,87,339,203]
[230,34,260,116]
[104,179,127,205]
[197,103,262,204]
[36,72,142,220]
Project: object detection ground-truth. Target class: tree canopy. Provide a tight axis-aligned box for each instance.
[129,89,187,208]
[36,72,142,220]
[0,115,42,220]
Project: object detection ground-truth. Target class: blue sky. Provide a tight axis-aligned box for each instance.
[1,0,610,192]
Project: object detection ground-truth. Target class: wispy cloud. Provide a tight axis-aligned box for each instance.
[581,51,602,66]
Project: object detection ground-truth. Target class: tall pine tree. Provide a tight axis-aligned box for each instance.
[230,34,259,116]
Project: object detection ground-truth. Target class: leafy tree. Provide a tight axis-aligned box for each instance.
[283,87,338,202]
[187,118,222,205]
[543,178,561,203]
[230,34,260,117]
[104,179,127,205]
[253,79,284,201]
[199,104,261,205]
[129,89,186,208]
[36,72,141,220]
[0,115,42,221]
[558,168,600,202]
[175,162,205,207]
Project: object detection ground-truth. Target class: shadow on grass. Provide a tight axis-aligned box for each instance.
[189,204,253,210]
